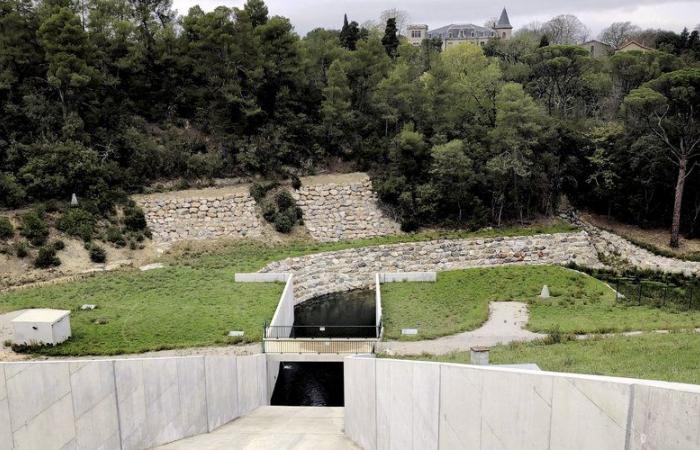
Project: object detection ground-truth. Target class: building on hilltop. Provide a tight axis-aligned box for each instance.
[580,40,614,58]
[407,7,512,48]
[616,40,653,53]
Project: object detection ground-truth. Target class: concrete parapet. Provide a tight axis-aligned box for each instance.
[234,273,290,283]
[344,357,700,450]
[379,272,437,283]
[0,354,268,450]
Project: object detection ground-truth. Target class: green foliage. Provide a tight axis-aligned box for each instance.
[290,174,302,190]
[106,227,126,247]
[0,218,14,240]
[123,206,147,232]
[56,208,96,241]
[89,245,107,263]
[381,18,400,58]
[0,174,27,207]
[273,211,294,233]
[20,211,49,246]
[13,241,28,258]
[52,240,65,251]
[274,190,295,210]
[34,245,60,268]
[249,181,279,203]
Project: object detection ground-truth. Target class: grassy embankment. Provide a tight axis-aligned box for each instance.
[0,221,576,356]
[398,332,700,385]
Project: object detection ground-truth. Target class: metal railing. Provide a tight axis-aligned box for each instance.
[264,324,382,339]
[612,277,699,310]
[263,339,377,354]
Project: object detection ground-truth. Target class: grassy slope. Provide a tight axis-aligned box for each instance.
[381,266,700,340]
[403,333,700,385]
[0,221,576,356]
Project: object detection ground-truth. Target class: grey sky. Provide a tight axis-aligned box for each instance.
[171,0,700,36]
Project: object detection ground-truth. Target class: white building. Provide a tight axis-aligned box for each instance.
[407,8,513,48]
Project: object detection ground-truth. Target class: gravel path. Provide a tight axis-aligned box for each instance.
[379,302,546,356]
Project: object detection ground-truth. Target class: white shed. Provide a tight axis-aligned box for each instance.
[11,309,72,346]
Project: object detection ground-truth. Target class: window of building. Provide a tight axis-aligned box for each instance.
[502,32,506,38]
[411,30,422,38]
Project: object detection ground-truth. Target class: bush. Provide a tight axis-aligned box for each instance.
[275,190,296,210]
[0,173,27,207]
[106,226,126,247]
[249,181,279,204]
[52,240,65,251]
[290,174,302,190]
[261,202,277,222]
[273,213,294,233]
[123,206,147,231]
[34,246,61,268]
[89,245,107,263]
[14,241,28,258]
[56,208,96,241]
[0,217,14,240]
[20,211,49,246]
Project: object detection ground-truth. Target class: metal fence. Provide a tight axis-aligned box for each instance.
[611,277,700,310]
[264,324,382,339]
[263,339,377,354]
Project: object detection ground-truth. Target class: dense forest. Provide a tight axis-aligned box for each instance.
[1,0,699,246]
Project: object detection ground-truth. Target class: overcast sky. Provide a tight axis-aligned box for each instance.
[171,0,700,37]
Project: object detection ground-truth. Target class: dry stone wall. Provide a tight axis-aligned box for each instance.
[575,217,700,277]
[137,192,262,243]
[261,231,602,303]
[293,178,400,242]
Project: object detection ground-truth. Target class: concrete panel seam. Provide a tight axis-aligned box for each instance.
[547,377,554,450]
[14,389,73,433]
[624,384,636,450]
[67,364,79,447]
[2,365,16,450]
[565,378,627,431]
[111,360,124,450]
[202,356,211,433]
[436,363,442,450]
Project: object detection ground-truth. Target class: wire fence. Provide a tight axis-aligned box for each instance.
[611,277,700,310]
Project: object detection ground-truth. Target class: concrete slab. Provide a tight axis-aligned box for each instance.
[157,406,360,450]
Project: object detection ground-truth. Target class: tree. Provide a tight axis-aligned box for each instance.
[339,14,360,50]
[624,68,700,247]
[381,18,400,58]
[321,60,353,155]
[379,8,408,36]
[244,0,268,27]
[487,82,547,224]
[543,15,589,44]
[599,22,641,48]
[539,34,549,47]
[430,140,476,221]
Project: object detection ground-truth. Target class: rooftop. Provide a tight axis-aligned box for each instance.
[12,308,70,324]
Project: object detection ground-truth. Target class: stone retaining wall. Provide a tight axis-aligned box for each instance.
[575,217,700,276]
[138,192,262,243]
[293,178,400,242]
[261,231,601,303]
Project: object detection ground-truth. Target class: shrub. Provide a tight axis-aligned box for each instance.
[0,173,26,207]
[261,202,277,222]
[123,206,147,231]
[14,241,28,258]
[89,245,107,263]
[0,217,13,240]
[56,208,95,241]
[106,226,126,247]
[273,213,294,233]
[52,240,65,251]
[20,211,49,245]
[275,190,295,210]
[34,246,61,268]
[290,174,302,190]
[249,181,279,203]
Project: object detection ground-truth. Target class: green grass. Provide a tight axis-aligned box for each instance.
[0,221,575,356]
[399,332,700,385]
[381,266,700,340]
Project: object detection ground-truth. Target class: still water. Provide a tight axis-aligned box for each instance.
[270,362,344,406]
[293,289,375,338]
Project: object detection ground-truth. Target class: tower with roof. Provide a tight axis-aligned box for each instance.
[493,7,513,39]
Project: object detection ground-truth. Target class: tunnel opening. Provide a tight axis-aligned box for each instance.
[270,361,344,406]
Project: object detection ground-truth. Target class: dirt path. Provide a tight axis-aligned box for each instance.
[379,302,546,356]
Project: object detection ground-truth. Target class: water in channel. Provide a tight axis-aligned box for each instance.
[292,289,375,338]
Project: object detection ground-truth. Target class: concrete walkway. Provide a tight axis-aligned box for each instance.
[380,301,546,356]
[158,406,359,450]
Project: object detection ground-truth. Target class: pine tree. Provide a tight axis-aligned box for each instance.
[339,14,360,50]
[381,17,400,58]
[539,34,550,47]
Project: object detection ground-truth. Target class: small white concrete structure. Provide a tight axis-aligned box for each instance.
[470,346,489,365]
[540,284,550,298]
[11,309,71,346]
